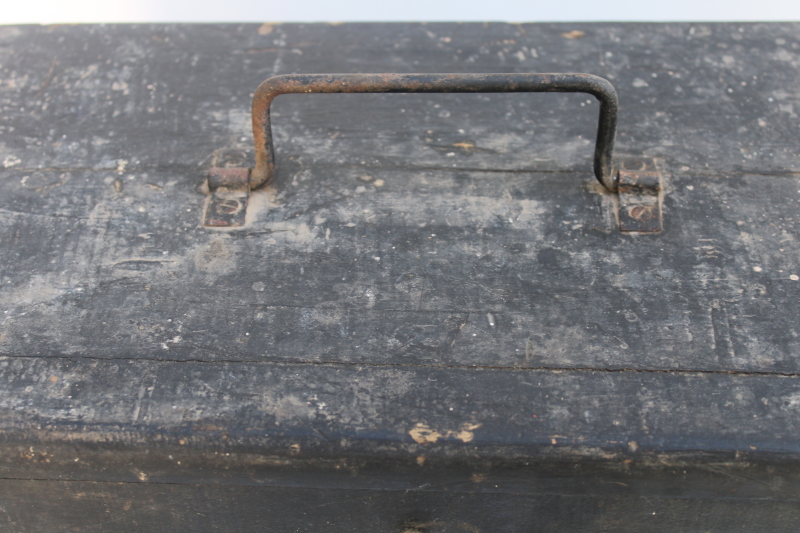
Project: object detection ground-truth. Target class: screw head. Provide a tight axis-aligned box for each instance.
[628,205,655,220]
[216,199,241,215]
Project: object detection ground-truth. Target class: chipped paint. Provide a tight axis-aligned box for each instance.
[409,422,482,444]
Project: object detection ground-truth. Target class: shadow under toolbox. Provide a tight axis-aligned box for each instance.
[1,22,800,532]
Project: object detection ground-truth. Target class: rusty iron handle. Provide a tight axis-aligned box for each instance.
[250,73,619,191]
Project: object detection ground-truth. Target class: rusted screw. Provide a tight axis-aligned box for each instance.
[628,205,654,220]
[216,199,241,215]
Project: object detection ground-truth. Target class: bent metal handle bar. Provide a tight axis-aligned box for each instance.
[250,73,619,191]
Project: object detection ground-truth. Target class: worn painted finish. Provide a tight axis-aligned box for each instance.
[1,167,797,373]
[3,475,800,533]
[1,22,800,530]
[1,23,799,176]
[3,357,800,467]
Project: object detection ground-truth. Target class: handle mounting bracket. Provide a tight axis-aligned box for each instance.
[617,158,663,233]
[203,167,250,227]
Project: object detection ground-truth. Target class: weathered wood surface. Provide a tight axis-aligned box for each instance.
[1,23,799,176]
[1,167,799,372]
[1,22,800,530]
[2,474,800,533]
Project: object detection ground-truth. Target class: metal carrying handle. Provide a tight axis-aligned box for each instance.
[250,73,619,191]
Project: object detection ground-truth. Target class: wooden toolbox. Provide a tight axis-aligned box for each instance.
[1,22,800,531]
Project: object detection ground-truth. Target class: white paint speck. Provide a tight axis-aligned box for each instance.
[3,155,21,168]
[753,266,762,272]
[252,281,266,292]
[686,185,694,190]
[790,275,799,281]
[632,78,649,88]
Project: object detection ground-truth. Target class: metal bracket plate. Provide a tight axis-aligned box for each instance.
[202,160,664,232]
[203,168,250,227]
[617,159,663,233]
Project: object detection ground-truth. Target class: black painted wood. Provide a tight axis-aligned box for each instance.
[1,22,800,531]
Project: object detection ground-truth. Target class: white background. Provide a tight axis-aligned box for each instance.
[2,0,800,24]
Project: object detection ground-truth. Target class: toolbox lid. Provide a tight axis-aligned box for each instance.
[1,23,800,480]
